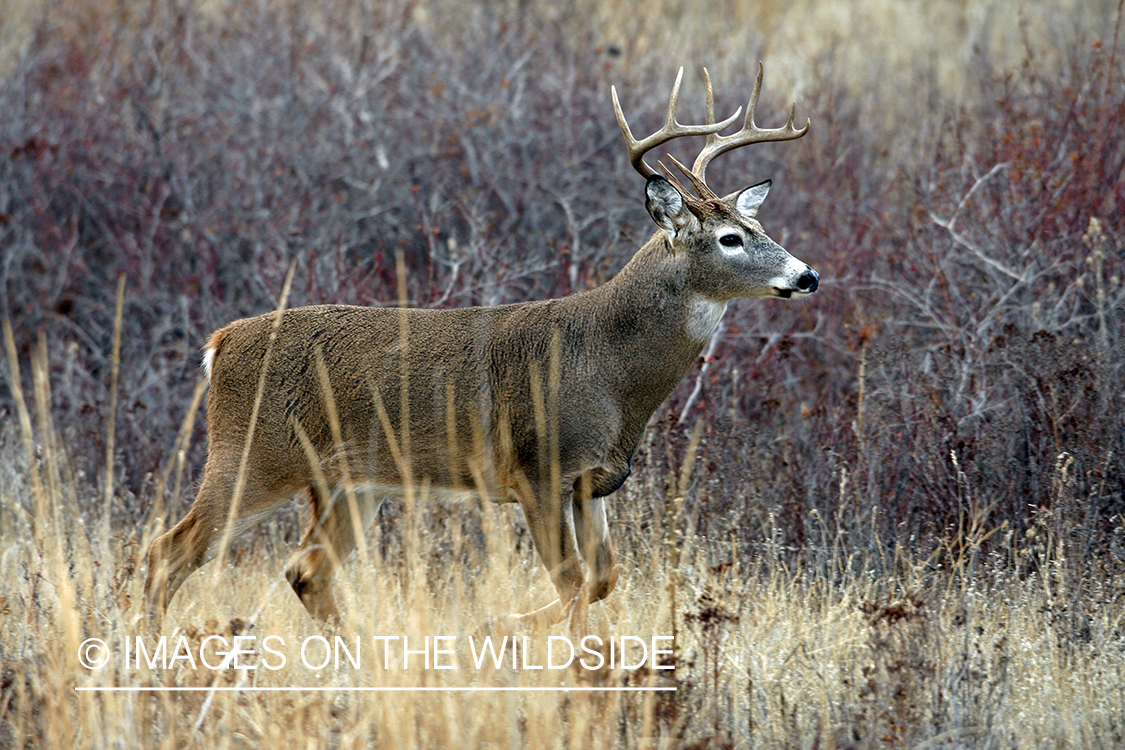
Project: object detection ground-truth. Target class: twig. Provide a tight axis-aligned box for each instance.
[678,320,725,425]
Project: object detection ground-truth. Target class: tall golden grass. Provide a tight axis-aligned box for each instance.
[3,366,1123,746]
[2,0,1124,747]
[3,275,1123,748]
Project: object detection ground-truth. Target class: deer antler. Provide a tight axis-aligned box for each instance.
[613,64,810,194]
[691,63,810,185]
[611,67,742,180]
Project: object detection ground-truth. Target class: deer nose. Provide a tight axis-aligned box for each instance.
[796,268,819,293]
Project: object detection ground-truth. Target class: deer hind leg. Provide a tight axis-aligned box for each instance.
[285,484,386,623]
[145,462,289,627]
[572,493,619,604]
[510,485,588,632]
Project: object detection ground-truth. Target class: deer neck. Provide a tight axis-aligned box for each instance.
[582,232,722,408]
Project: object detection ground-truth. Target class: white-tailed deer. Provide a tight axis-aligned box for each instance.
[145,64,817,630]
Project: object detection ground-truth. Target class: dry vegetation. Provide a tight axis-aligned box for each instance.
[2,0,1124,747]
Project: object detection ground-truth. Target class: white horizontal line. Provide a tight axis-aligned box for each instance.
[75,686,675,693]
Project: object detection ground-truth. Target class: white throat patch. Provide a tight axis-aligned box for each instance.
[687,297,728,341]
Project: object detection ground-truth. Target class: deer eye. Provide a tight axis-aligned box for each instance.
[719,234,742,248]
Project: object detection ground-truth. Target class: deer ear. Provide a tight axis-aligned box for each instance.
[646,175,688,238]
[734,179,771,218]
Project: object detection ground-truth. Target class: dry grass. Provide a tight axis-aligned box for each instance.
[2,395,1123,747]
[2,0,1125,747]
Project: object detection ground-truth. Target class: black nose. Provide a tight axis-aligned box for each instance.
[797,268,819,293]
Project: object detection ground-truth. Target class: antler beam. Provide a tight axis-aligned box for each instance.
[611,67,741,179]
[692,62,810,184]
[612,64,810,190]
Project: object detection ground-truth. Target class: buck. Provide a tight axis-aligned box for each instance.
[144,65,817,630]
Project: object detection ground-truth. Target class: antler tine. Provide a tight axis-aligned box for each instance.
[613,67,742,179]
[692,62,811,184]
[703,68,716,127]
[665,153,716,200]
[656,159,694,199]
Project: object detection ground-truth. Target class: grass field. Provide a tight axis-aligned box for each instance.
[2,0,1124,747]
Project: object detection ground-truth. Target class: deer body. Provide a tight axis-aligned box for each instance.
[145,66,818,628]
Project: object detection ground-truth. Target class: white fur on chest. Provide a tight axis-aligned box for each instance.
[686,297,728,341]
